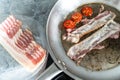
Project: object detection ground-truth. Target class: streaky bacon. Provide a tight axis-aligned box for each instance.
[67,20,120,63]
[62,11,116,43]
[0,15,46,72]
[0,15,22,38]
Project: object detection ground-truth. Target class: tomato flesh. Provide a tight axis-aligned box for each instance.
[81,6,93,17]
[71,12,82,23]
[63,20,75,29]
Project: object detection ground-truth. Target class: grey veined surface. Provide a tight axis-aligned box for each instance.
[0,0,57,80]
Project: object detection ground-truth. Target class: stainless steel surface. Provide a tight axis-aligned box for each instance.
[36,63,63,80]
[46,0,120,80]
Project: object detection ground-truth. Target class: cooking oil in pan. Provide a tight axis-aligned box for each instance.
[61,3,120,71]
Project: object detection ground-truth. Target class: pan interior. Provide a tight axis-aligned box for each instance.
[47,0,120,79]
[61,3,120,71]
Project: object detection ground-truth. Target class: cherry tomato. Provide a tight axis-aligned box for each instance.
[63,19,75,29]
[81,6,93,17]
[71,12,82,23]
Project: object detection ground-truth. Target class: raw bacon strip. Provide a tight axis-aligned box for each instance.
[15,29,33,50]
[67,20,120,61]
[62,11,116,43]
[23,29,33,42]
[25,41,45,65]
[25,44,43,65]
[0,15,22,38]
[0,15,46,72]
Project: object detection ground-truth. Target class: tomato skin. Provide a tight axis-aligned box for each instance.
[63,19,75,29]
[81,6,93,17]
[71,12,82,23]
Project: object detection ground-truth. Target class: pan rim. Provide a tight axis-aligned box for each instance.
[46,0,120,79]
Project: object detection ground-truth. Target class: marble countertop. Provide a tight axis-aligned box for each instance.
[0,0,57,80]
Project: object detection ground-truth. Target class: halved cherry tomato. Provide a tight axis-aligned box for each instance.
[63,19,75,29]
[71,12,82,23]
[81,6,93,17]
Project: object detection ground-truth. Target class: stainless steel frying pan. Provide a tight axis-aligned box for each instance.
[37,0,120,80]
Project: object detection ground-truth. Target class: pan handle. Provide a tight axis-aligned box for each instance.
[36,63,63,80]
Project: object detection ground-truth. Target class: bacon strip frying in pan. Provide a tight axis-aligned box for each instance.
[67,20,120,62]
[62,11,116,43]
[0,15,46,72]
